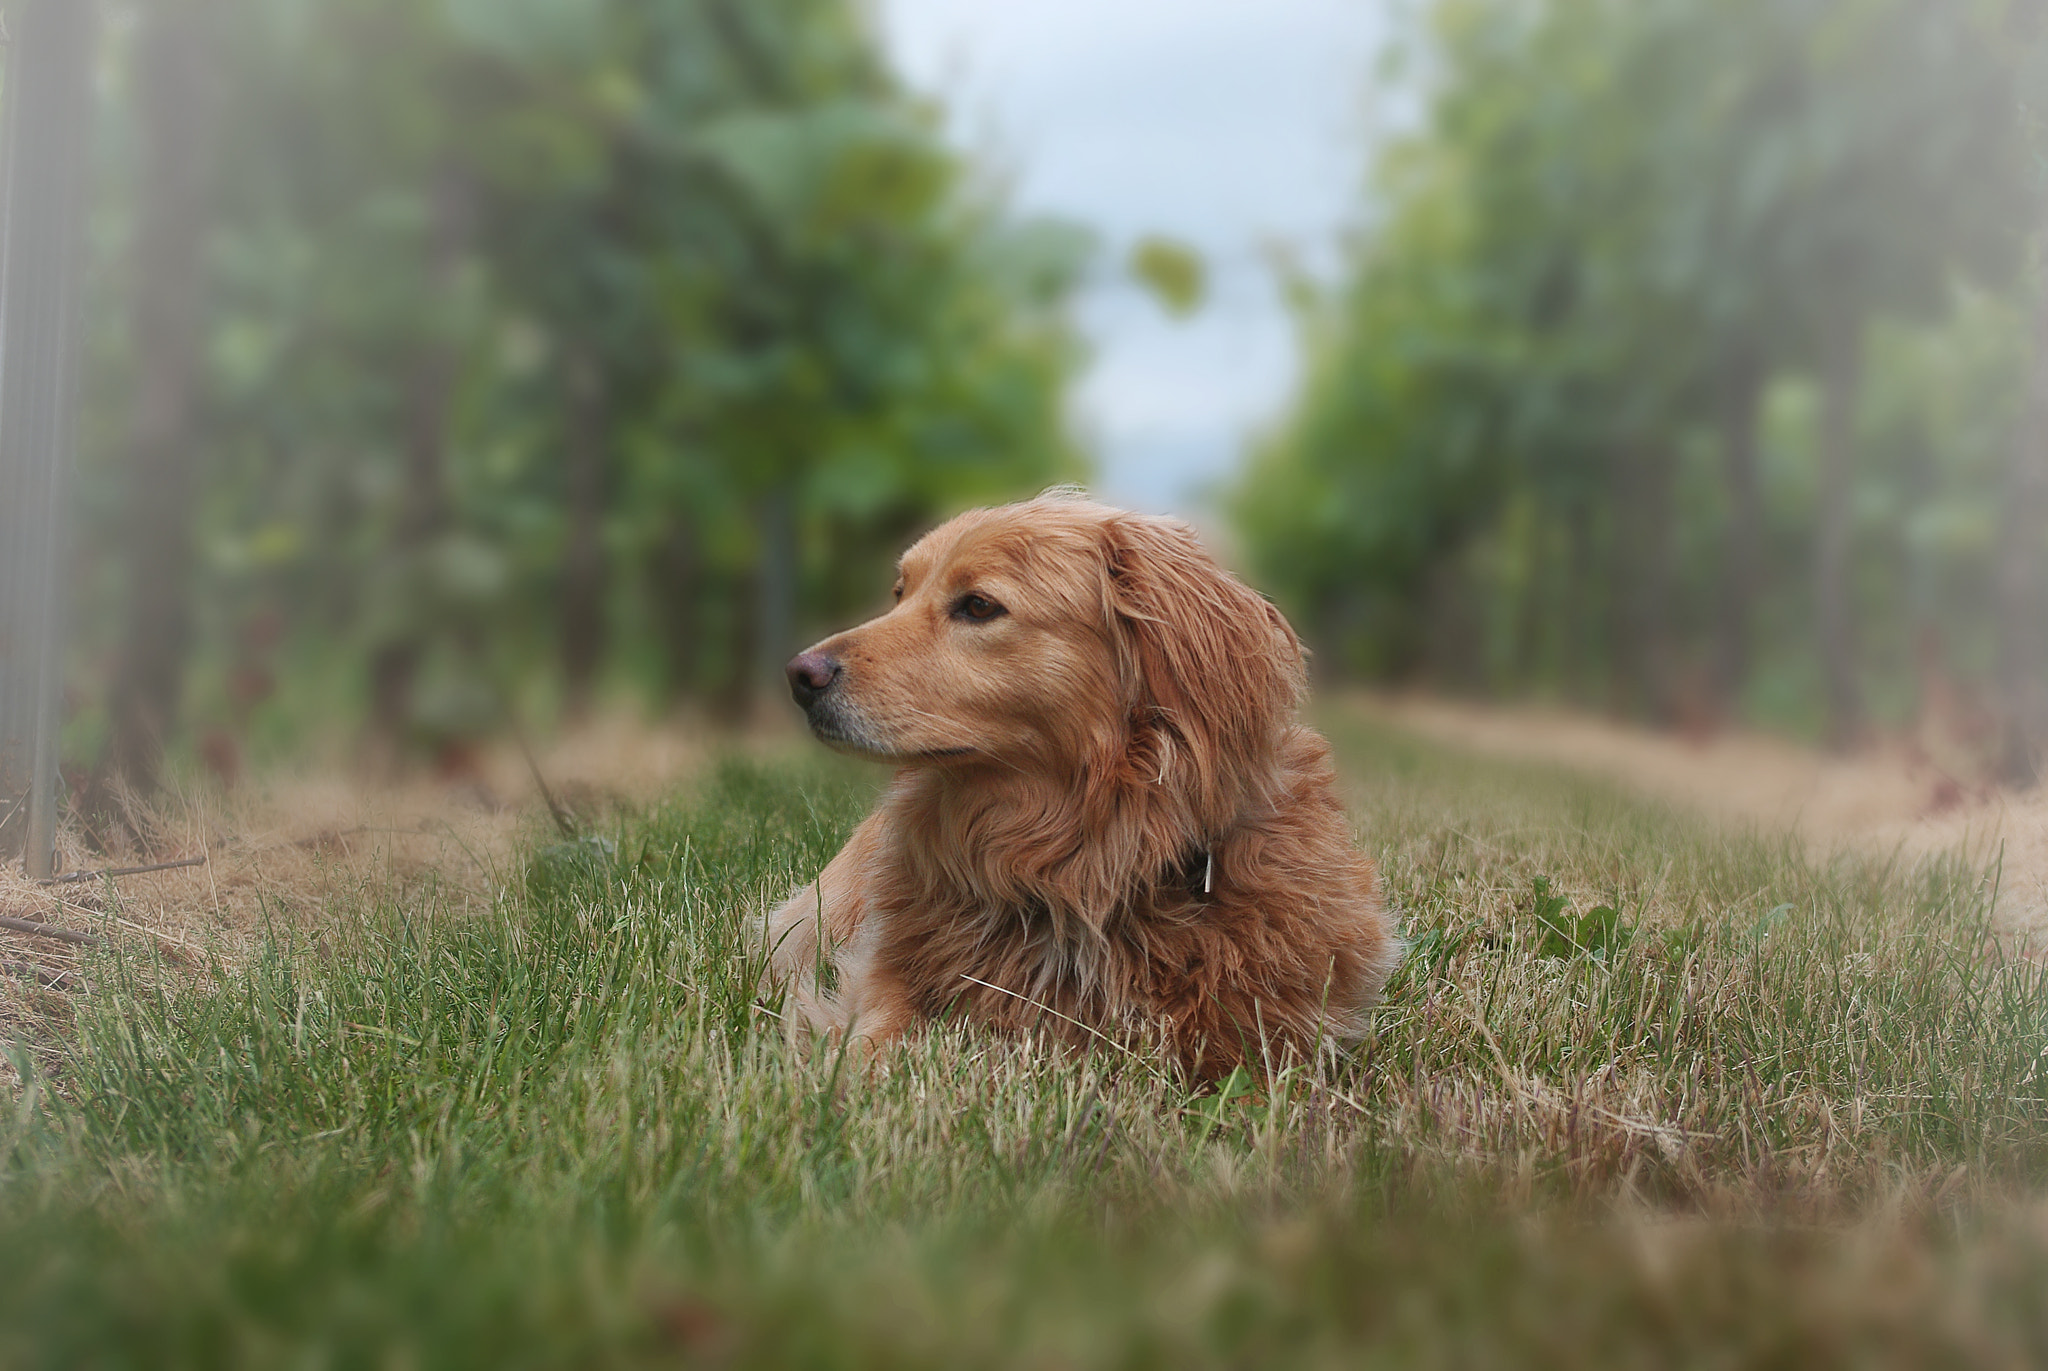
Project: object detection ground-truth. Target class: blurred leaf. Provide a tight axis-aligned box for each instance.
[1128,235,1207,318]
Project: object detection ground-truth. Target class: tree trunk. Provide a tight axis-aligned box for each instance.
[1815,326,1865,751]
[90,0,224,813]
[1562,499,1594,708]
[1603,480,1632,717]
[652,519,702,703]
[1994,242,2048,785]
[1637,448,1678,727]
[1511,553,1545,691]
[754,486,798,711]
[560,358,610,720]
[1610,444,1676,723]
[714,568,760,726]
[366,360,452,751]
[0,0,97,871]
[1716,352,1765,714]
[364,393,450,752]
[1422,556,1479,695]
[1508,497,1545,690]
[364,172,466,758]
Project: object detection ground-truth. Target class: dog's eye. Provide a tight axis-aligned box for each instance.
[954,593,1006,622]
[892,580,904,602]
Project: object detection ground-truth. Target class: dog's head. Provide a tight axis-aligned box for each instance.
[786,493,1304,823]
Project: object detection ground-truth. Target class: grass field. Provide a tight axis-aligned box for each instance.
[4,716,2047,1368]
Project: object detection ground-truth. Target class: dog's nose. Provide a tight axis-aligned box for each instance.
[786,651,841,709]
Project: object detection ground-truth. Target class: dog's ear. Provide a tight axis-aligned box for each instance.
[1101,513,1305,817]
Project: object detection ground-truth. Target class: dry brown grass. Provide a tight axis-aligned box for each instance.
[1,712,724,1092]
[1354,692,2048,940]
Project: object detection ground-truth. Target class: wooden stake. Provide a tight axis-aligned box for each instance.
[0,0,99,877]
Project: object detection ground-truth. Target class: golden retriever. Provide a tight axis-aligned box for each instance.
[763,491,1398,1078]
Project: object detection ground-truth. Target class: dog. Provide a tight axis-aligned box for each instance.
[763,491,1398,1078]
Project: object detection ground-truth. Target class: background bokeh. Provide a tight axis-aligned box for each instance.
[1237,0,2048,771]
[60,0,1086,812]
[20,0,2048,827]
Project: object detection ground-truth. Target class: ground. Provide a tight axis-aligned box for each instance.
[0,700,2043,1366]
[1354,693,2048,940]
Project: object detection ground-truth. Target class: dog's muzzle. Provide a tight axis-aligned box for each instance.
[789,648,876,747]
[786,650,841,711]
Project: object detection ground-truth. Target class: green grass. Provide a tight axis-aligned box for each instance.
[4,719,2048,1368]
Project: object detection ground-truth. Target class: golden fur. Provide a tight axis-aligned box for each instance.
[764,493,1398,1078]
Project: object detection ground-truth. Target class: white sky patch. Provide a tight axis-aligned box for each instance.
[875,0,1389,515]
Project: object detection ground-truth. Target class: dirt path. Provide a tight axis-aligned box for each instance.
[1349,693,2048,939]
[0,716,738,1091]
[0,716,716,1015]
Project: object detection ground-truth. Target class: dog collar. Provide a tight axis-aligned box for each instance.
[1175,844,1215,901]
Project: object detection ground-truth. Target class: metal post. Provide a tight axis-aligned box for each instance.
[0,0,98,876]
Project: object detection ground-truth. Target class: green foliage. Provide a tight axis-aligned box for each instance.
[66,0,1086,761]
[1237,0,2045,737]
[1127,234,1207,318]
[1526,875,1631,960]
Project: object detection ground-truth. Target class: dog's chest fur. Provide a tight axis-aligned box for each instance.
[860,753,1329,1046]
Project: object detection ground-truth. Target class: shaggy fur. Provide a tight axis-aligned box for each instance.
[763,493,1399,1078]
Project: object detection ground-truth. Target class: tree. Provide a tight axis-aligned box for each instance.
[1993,2,2048,782]
[67,0,1083,790]
[88,0,228,815]
[1237,0,2035,754]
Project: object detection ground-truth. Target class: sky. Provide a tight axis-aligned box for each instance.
[874,0,1391,516]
